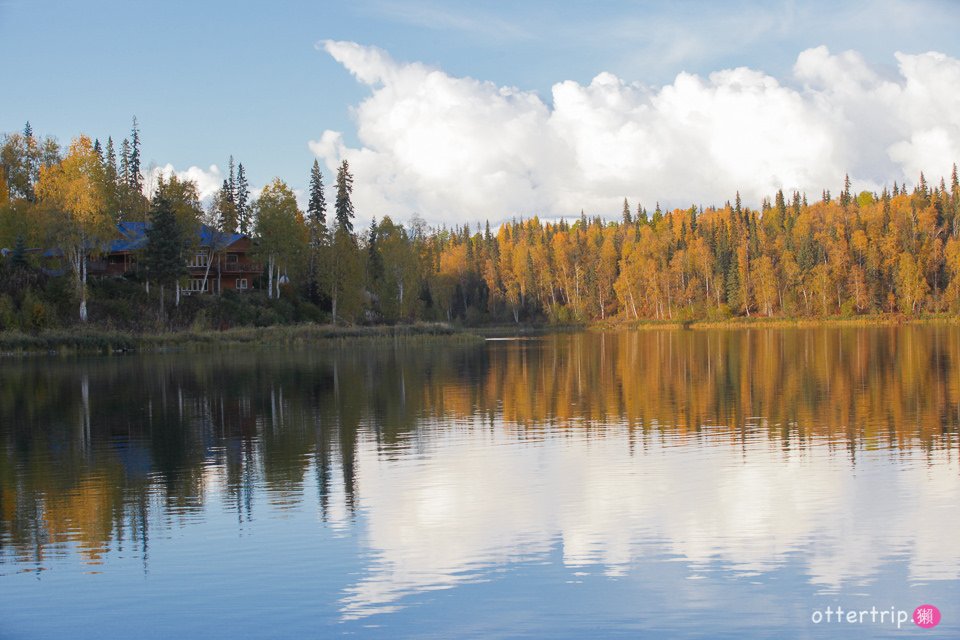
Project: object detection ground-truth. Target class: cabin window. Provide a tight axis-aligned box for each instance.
[189,252,209,268]
[187,278,208,293]
[236,278,248,290]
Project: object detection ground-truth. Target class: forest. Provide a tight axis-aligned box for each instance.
[2,119,960,332]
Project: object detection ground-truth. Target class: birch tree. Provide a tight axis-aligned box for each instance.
[35,136,111,323]
[253,178,307,300]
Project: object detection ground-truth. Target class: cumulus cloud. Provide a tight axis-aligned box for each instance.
[145,163,224,201]
[311,41,960,226]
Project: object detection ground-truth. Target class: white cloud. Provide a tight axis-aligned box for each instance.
[312,41,960,226]
[146,163,224,201]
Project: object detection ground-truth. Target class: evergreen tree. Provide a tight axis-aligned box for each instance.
[23,121,32,139]
[308,159,327,227]
[119,138,131,187]
[305,160,328,304]
[367,217,384,290]
[214,179,238,232]
[637,203,648,225]
[105,137,118,184]
[227,155,236,200]
[235,162,250,234]
[622,198,632,225]
[335,159,354,233]
[143,186,187,317]
[840,173,852,209]
[11,235,27,269]
[93,138,103,161]
[128,116,142,193]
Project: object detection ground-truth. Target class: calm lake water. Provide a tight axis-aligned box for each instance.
[1,328,958,638]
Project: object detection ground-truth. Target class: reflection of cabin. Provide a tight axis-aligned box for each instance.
[88,222,261,294]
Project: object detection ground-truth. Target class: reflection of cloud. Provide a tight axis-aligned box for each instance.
[342,425,960,618]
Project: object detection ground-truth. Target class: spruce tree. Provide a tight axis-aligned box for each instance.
[622,198,632,225]
[144,188,186,316]
[23,121,32,139]
[637,203,648,225]
[119,138,131,186]
[105,137,118,185]
[235,162,250,234]
[227,155,236,199]
[11,235,27,269]
[335,159,354,233]
[215,179,238,232]
[128,116,142,193]
[93,138,103,161]
[367,217,384,286]
[840,173,852,209]
[308,159,327,227]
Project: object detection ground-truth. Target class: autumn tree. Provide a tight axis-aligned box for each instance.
[34,136,112,322]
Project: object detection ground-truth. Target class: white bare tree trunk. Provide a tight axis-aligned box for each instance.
[79,251,88,323]
[200,247,214,293]
[267,255,275,300]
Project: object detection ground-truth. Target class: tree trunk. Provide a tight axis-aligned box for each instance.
[332,291,338,326]
[176,281,181,307]
[267,255,274,300]
[79,252,88,323]
[200,247,214,293]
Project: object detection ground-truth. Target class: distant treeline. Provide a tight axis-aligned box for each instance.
[2,120,960,330]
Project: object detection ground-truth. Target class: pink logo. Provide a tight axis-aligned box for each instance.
[913,604,941,629]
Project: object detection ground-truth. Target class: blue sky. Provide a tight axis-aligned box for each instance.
[3,0,960,225]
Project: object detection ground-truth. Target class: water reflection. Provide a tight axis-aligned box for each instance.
[1,328,958,630]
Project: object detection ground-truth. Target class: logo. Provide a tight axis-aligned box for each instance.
[913,604,941,629]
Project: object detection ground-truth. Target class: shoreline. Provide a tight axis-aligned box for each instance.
[3,313,959,357]
[0,322,483,357]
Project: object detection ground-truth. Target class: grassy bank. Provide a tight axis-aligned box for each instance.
[0,322,482,357]
[588,313,960,331]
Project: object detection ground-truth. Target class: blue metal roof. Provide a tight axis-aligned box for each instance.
[4,222,247,258]
[108,221,245,253]
[108,221,150,252]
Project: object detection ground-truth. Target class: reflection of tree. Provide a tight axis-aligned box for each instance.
[1,328,958,566]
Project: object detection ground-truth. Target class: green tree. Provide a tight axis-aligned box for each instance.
[143,184,187,318]
[213,179,237,232]
[155,176,203,301]
[254,178,308,299]
[235,162,250,234]
[308,160,327,227]
[306,160,328,304]
[335,159,354,233]
[128,116,143,193]
[377,216,418,319]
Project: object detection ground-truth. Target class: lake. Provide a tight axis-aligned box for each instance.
[1,327,958,638]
